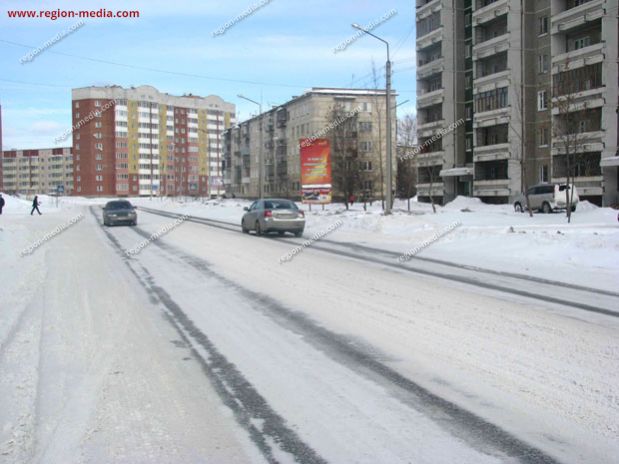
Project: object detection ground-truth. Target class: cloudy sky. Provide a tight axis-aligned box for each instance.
[0,0,416,149]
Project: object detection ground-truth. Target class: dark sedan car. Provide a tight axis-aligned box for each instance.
[102,200,137,226]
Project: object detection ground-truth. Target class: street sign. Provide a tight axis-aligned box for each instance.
[56,185,65,194]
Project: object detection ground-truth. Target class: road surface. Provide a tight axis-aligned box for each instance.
[1,205,617,463]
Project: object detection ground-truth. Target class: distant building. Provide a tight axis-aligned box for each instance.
[415,0,618,206]
[1,147,73,196]
[71,85,235,197]
[223,88,397,200]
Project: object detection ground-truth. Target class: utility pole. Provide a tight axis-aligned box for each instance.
[238,94,263,198]
[352,23,393,214]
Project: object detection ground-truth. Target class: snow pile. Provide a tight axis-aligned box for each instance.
[576,200,598,212]
[0,193,32,214]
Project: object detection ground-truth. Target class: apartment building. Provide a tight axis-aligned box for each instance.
[223,88,397,201]
[72,85,235,197]
[415,0,618,206]
[1,147,73,196]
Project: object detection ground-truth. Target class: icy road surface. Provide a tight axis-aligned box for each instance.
[0,203,618,463]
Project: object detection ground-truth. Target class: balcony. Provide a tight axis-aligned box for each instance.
[472,33,509,60]
[474,69,511,87]
[417,150,445,167]
[416,27,443,51]
[417,57,444,79]
[417,119,445,137]
[473,143,510,162]
[473,107,510,128]
[416,0,441,20]
[551,130,604,154]
[551,0,605,34]
[551,42,605,73]
[472,0,509,25]
[551,88,605,114]
[473,178,511,196]
[417,88,445,109]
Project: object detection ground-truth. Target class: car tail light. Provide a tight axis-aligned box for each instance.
[298,210,305,218]
[264,210,272,218]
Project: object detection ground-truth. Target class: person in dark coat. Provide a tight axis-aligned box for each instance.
[31,195,42,215]
[0,194,5,215]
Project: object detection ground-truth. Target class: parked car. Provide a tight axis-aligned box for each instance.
[514,183,579,213]
[241,199,305,237]
[102,200,137,226]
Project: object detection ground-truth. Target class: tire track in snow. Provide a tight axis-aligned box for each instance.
[139,207,619,318]
[90,207,327,464]
[98,208,564,464]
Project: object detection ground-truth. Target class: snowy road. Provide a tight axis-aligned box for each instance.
[1,204,618,463]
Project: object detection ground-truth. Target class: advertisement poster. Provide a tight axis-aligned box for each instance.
[299,138,332,204]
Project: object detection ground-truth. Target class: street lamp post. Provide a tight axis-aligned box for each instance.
[352,23,393,215]
[238,94,263,199]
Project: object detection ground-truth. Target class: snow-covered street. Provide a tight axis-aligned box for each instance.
[1,195,618,463]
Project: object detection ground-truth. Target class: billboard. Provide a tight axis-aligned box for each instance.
[299,138,332,204]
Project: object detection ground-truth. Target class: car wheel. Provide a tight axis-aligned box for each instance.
[255,221,263,236]
[294,230,303,237]
[278,231,285,236]
[103,219,108,226]
[514,202,523,213]
[542,202,552,214]
[571,205,576,213]
[241,221,249,234]
[132,220,137,226]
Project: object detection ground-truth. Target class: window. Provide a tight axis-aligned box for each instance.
[359,122,373,132]
[465,44,472,58]
[466,106,473,120]
[573,36,591,50]
[96,164,103,171]
[465,13,471,26]
[538,16,548,35]
[466,136,473,151]
[537,90,548,110]
[362,102,372,112]
[539,127,549,146]
[360,161,373,171]
[539,165,549,183]
[360,141,373,152]
[538,54,549,73]
[95,100,101,107]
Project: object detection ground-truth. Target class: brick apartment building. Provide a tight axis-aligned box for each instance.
[72,85,235,197]
[1,147,73,196]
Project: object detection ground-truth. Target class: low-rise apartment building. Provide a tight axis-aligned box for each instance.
[1,147,73,196]
[223,88,397,201]
[415,0,618,206]
[72,85,235,197]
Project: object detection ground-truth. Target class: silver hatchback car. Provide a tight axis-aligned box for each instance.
[242,199,305,237]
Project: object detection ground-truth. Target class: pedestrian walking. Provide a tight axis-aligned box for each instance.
[0,193,5,215]
[31,195,42,215]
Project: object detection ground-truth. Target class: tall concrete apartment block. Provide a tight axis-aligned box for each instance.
[1,147,73,195]
[416,0,619,206]
[72,85,235,197]
[223,88,397,200]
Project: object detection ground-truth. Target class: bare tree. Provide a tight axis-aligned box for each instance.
[552,60,595,223]
[397,114,417,211]
[328,104,361,210]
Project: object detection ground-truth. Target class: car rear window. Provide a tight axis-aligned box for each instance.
[106,201,133,210]
[264,200,297,210]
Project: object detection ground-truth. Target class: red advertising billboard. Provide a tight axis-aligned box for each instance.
[299,138,332,204]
